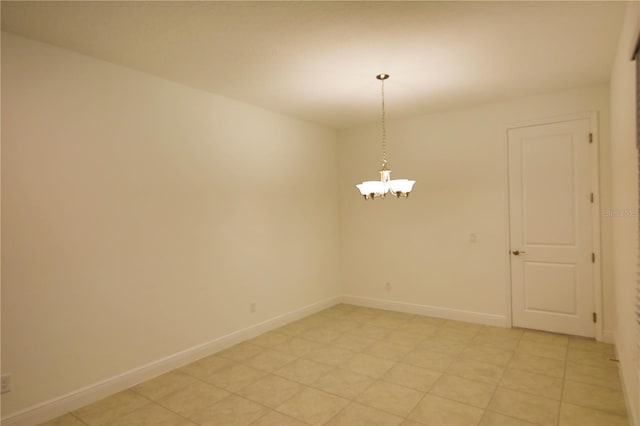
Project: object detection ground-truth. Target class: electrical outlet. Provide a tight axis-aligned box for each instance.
[1,374,11,394]
[250,302,256,313]
[385,282,391,291]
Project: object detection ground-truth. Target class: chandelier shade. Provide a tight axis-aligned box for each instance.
[355,74,415,200]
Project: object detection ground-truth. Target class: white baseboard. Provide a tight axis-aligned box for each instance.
[1,296,340,426]
[601,329,615,344]
[341,295,508,327]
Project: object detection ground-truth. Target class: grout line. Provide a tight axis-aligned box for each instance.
[558,338,570,426]
[481,324,525,424]
[68,412,89,426]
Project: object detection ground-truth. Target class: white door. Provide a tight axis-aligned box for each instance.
[508,118,594,337]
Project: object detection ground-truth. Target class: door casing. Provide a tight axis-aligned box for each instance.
[503,112,603,341]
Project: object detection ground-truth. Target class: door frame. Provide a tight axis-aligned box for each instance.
[503,111,603,341]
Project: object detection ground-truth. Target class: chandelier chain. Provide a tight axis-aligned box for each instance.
[381,78,387,169]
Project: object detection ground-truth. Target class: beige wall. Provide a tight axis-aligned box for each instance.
[1,33,340,416]
[1,20,630,421]
[338,85,613,330]
[610,2,640,424]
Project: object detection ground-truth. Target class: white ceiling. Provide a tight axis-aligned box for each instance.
[1,1,627,129]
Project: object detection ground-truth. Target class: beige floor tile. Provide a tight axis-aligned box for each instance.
[399,321,439,337]
[416,335,468,356]
[318,312,349,322]
[407,394,484,426]
[343,311,378,324]
[250,410,310,426]
[297,315,331,328]
[248,331,291,348]
[274,358,334,385]
[132,370,197,401]
[245,349,298,372]
[63,308,633,426]
[488,388,560,426]
[40,413,86,426]
[356,381,424,417]
[156,380,229,418]
[188,395,269,426]
[477,326,524,339]
[364,341,412,361]
[350,324,392,339]
[559,402,629,426]
[400,421,427,426]
[435,329,479,343]
[275,321,309,337]
[381,311,415,321]
[311,368,374,399]
[336,303,359,311]
[430,374,496,408]
[499,368,562,400]
[459,344,514,367]
[299,327,341,344]
[479,410,537,426]
[320,305,353,317]
[446,359,504,385]
[276,387,349,426]
[204,363,267,392]
[565,361,622,389]
[345,353,395,378]
[401,348,454,372]
[443,320,483,334]
[382,363,441,392]
[434,328,478,343]
[567,348,617,368]
[304,346,355,367]
[370,316,411,330]
[218,342,264,362]
[471,334,520,351]
[180,355,234,379]
[516,340,567,361]
[324,318,360,332]
[384,331,424,349]
[237,375,302,408]
[521,330,569,347]
[356,307,385,315]
[562,380,627,416]
[107,403,194,425]
[568,337,615,354]
[72,390,150,425]
[327,303,356,312]
[331,334,376,352]
[509,352,566,378]
[272,337,322,358]
[325,402,403,426]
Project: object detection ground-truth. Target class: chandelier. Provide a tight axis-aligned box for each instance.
[356,74,416,200]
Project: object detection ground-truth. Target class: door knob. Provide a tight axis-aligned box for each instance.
[512,250,526,256]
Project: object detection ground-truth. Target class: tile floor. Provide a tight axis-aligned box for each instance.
[43,304,628,426]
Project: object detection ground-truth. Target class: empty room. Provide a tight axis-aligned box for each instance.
[2,1,639,425]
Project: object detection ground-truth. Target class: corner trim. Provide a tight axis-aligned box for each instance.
[341,295,508,327]
[1,296,340,426]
